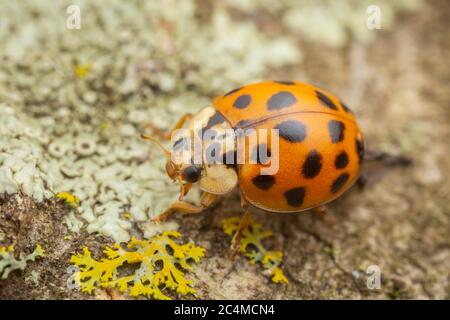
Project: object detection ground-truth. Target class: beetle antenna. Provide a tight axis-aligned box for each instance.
[141,134,171,157]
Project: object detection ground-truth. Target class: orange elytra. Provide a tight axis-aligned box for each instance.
[142,80,364,251]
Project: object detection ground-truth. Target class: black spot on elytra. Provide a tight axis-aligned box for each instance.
[331,173,350,193]
[224,87,242,97]
[275,120,307,143]
[316,90,338,110]
[233,94,251,109]
[328,120,345,143]
[252,175,275,190]
[274,80,295,85]
[356,138,364,163]
[340,101,353,114]
[222,150,237,169]
[267,91,297,110]
[251,144,271,165]
[302,150,322,178]
[335,151,349,169]
[284,187,306,207]
[203,129,217,141]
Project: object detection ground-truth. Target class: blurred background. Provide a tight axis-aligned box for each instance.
[0,0,448,299]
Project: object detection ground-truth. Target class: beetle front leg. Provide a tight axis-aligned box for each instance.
[152,192,219,223]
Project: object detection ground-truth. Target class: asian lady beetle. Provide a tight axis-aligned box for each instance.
[142,81,364,254]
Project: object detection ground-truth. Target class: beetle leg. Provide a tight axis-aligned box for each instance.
[199,192,220,208]
[365,149,412,166]
[230,193,251,260]
[179,182,193,200]
[152,192,219,223]
[230,208,251,260]
[143,113,193,140]
[312,205,336,227]
[240,188,250,211]
[356,173,367,189]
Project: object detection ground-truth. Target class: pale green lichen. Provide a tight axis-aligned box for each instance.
[227,0,422,47]
[0,244,45,280]
[0,0,421,243]
[0,0,298,243]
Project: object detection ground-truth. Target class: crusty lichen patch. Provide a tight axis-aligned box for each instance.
[227,0,421,47]
[0,0,301,242]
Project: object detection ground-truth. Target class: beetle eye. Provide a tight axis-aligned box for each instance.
[182,165,202,183]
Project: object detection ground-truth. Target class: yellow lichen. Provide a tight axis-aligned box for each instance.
[0,245,14,254]
[34,244,45,257]
[222,217,288,284]
[0,244,45,280]
[122,213,133,220]
[56,192,80,208]
[74,63,92,79]
[70,231,205,300]
[100,122,110,132]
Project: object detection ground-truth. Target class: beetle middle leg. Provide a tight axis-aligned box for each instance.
[152,191,219,223]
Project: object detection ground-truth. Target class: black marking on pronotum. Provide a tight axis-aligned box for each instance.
[334,151,349,169]
[302,150,323,178]
[316,90,338,110]
[267,91,297,110]
[252,175,275,190]
[284,187,306,207]
[216,133,227,140]
[328,120,345,143]
[203,129,217,141]
[205,142,221,164]
[275,120,307,143]
[331,173,350,193]
[173,137,186,151]
[233,94,252,109]
[207,111,226,128]
[200,111,226,139]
